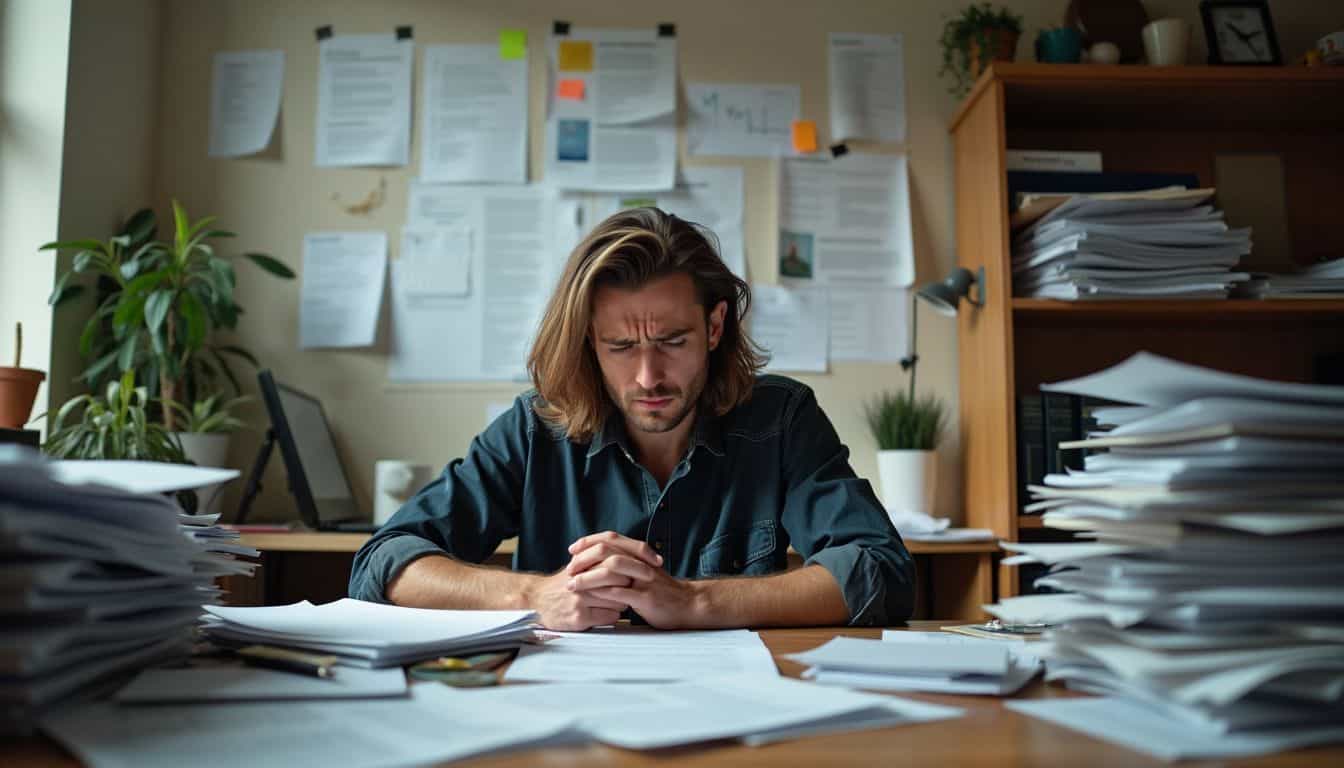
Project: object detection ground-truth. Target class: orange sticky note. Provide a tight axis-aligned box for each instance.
[558,79,585,100]
[791,120,818,153]
[557,40,594,72]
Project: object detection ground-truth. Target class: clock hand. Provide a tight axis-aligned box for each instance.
[1224,21,1255,46]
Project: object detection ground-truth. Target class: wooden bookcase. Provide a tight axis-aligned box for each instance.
[949,63,1344,599]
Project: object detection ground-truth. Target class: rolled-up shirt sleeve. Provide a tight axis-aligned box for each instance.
[779,387,916,626]
[348,396,531,602]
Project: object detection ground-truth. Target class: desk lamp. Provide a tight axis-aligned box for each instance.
[901,266,985,398]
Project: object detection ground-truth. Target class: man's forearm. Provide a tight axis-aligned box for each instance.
[385,554,541,610]
[690,564,850,628]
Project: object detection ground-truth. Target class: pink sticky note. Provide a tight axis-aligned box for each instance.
[558,79,585,101]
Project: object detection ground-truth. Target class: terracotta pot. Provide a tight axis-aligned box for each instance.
[969,28,1021,77]
[0,366,45,429]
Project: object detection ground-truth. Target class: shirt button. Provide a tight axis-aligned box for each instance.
[653,541,663,551]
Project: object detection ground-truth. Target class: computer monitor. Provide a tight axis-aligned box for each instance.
[238,370,373,531]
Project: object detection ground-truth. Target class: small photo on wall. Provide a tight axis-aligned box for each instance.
[778,229,814,279]
[557,119,591,162]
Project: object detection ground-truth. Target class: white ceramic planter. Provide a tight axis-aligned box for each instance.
[876,449,937,517]
[173,432,231,513]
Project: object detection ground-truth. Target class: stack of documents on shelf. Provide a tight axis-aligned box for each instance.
[1011,188,1253,300]
[886,509,994,542]
[0,449,255,732]
[988,352,1344,760]
[201,598,537,667]
[504,627,778,682]
[1237,257,1344,299]
[787,634,1042,696]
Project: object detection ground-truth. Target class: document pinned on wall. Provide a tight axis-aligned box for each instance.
[829,33,907,144]
[685,83,800,157]
[545,27,677,191]
[315,35,413,167]
[750,283,830,373]
[400,227,471,297]
[828,285,909,362]
[208,50,285,158]
[421,44,527,184]
[777,153,914,286]
[592,166,747,279]
[300,232,388,349]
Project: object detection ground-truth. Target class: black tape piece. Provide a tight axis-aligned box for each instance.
[315,25,333,41]
[553,20,570,36]
[396,26,412,40]
[830,143,849,158]
[658,23,676,37]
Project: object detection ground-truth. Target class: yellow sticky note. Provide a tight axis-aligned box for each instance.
[558,79,586,100]
[791,120,818,153]
[558,40,594,72]
[499,29,527,60]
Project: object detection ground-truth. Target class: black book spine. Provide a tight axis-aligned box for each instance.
[1016,395,1046,512]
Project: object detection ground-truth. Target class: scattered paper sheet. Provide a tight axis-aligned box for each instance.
[208,50,284,158]
[686,82,800,157]
[116,665,408,703]
[592,166,747,278]
[48,461,239,494]
[751,283,829,373]
[828,285,909,362]
[400,227,470,297]
[778,153,914,286]
[420,44,527,183]
[829,33,907,143]
[545,27,677,191]
[504,628,778,683]
[315,35,412,167]
[299,232,387,349]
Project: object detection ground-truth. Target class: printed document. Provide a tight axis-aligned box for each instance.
[208,50,284,158]
[828,284,909,362]
[686,82,800,157]
[299,232,387,349]
[421,44,527,183]
[829,33,907,143]
[399,227,471,297]
[751,283,829,373]
[504,628,778,683]
[315,35,412,167]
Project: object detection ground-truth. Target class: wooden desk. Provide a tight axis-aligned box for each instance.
[228,533,999,620]
[12,623,1340,767]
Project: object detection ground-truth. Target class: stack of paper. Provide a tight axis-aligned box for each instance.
[1011,188,1253,300]
[1237,257,1344,299]
[0,449,255,732]
[786,634,1042,696]
[504,627,778,682]
[201,598,537,667]
[989,353,1344,760]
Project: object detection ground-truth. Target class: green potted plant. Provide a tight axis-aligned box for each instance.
[864,388,947,518]
[42,370,187,463]
[164,393,250,512]
[940,3,1025,96]
[0,323,46,431]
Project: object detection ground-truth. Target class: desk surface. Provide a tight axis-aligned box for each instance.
[11,623,1339,767]
[235,531,1000,556]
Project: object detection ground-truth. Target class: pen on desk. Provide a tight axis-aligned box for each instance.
[236,645,339,679]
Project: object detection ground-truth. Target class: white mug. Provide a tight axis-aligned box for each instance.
[374,460,436,525]
[1142,18,1189,66]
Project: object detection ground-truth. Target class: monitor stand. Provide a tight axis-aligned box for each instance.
[234,428,276,525]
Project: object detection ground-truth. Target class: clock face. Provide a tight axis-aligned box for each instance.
[1212,7,1272,62]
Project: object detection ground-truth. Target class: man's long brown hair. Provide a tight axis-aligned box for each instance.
[527,207,767,442]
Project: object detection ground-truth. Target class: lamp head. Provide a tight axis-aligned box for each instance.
[916,266,984,317]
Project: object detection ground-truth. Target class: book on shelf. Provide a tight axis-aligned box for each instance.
[1006,170,1199,214]
[1017,394,1107,514]
[1005,149,1102,174]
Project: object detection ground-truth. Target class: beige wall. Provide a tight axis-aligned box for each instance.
[133,0,1338,522]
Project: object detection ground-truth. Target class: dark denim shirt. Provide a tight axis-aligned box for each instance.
[349,375,915,626]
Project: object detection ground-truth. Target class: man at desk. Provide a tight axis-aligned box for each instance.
[350,208,914,630]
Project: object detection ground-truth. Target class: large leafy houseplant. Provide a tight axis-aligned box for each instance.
[939,3,1025,96]
[43,201,294,430]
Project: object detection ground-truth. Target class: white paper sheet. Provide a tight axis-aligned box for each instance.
[299,232,387,349]
[545,28,677,191]
[686,82,800,157]
[421,44,527,183]
[315,35,412,167]
[504,628,778,683]
[751,283,829,373]
[48,461,239,494]
[400,227,470,297]
[829,33,907,143]
[208,50,284,158]
[787,636,1010,676]
[778,153,914,286]
[828,284,909,362]
[43,684,574,768]
[592,166,747,278]
[115,665,408,702]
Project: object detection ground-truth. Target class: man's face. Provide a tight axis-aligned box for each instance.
[590,272,726,435]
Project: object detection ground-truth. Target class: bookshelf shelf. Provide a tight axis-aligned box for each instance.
[950,63,1344,604]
